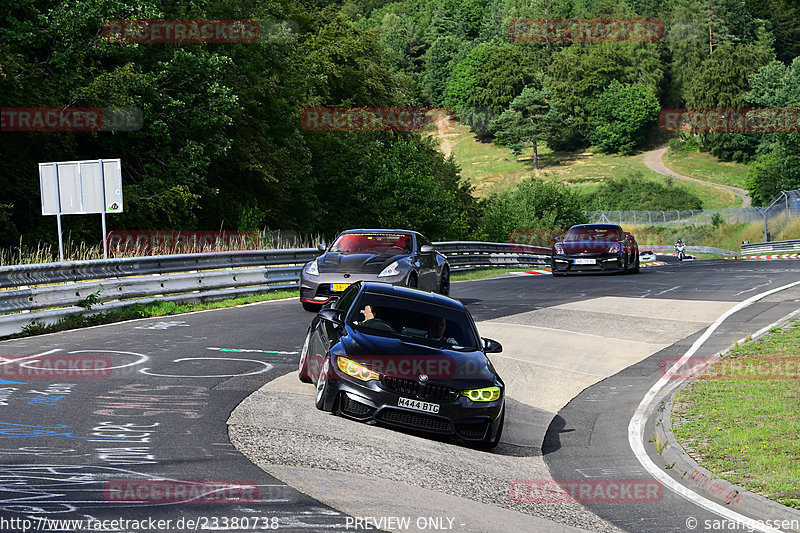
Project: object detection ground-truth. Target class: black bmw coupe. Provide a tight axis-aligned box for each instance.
[298,281,505,448]
[299,229,450,311]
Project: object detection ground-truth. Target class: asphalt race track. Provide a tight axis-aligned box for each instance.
[1,258,799,532]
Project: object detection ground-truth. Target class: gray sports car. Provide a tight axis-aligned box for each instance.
[299,229,450,311]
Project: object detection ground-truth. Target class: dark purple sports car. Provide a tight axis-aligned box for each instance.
[551,224,639,275]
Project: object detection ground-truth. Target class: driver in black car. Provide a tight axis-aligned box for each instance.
[427,316,457,345]
[360,304,396,332]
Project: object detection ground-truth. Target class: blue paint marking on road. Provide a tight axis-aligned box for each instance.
[0,380,27,385]
[0,423,125,440]
[207,347,298,355]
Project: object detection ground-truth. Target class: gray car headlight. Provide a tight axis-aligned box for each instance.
[305,259,319,276]
[378,261,400,277]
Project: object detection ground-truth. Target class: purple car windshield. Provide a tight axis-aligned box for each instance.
[564,228,623,242]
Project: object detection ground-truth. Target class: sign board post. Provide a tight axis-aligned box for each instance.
[39,159,123,261]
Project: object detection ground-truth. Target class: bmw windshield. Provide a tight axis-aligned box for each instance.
[349,293,480,350]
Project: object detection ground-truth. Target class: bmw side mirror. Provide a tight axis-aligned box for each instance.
[318,308,344,326]
[482,337,502,354]
[555,236,563,243]
[420,244,434,254]
[317,243,327,252]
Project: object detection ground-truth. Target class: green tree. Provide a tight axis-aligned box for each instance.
[588,81,660,155]
[445,39,536,135]
[747,135,800,205]
[423,35,470,105]
[585,173,704,210]
[684,42,773,162]
[479,178,587,242]
[547,42,662,146]
[491,84,564,169]
[745,57,800,205]
[664,0,763,106]
[685,43,773,108]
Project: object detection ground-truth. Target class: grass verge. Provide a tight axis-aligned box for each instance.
[671,320,800,509]
[9,290,298,339]
[435,122,740,208]
[662,148,750,190]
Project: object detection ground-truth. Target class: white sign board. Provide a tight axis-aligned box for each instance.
[39,159,123,215]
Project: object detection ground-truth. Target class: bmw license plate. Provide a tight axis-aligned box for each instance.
[330,283,350,292]
[398,397,439,414]
[574,258,596,265]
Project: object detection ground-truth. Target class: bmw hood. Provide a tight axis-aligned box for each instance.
[340,331,497,388]
[318,252,406,274]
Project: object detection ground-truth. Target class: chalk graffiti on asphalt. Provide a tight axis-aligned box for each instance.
[93,384,208,419]
[0,423,125,440]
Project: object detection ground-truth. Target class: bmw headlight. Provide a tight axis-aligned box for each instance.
[337,357,380,381]
[554,243,565,255]
[462,386,501,402]
[305,259,319,276]
[608,243,623,254]
[378,261,400,277]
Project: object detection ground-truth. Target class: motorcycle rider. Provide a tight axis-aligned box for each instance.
[675,238,686,260]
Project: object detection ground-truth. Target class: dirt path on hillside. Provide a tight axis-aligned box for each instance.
[642,145,751,207]
[430,113,459,158]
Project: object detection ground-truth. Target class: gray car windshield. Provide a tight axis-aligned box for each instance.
[330,233,412,255]
[350,293,479,350]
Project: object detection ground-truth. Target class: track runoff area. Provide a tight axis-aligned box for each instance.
[0,258,799,532]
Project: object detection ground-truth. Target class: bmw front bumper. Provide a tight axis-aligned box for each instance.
[317,370,504,443]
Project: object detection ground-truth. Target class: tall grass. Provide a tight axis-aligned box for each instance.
[624,215,800,252]
[0,229,328,267]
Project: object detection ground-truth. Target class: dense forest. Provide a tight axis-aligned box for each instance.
[1,0,799,246]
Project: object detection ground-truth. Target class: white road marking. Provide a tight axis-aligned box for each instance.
[492,353,604,377]
[628,279,800,533]
[0,349,62,366]
[655,286,680,296]
[139,357,273,378]
[488,321,640,342]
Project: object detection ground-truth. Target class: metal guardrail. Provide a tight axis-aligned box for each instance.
[637,245,738,256]
[0,242,549,337]
[435,241,551,271]
[741,239,800,255]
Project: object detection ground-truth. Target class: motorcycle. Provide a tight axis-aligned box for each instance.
[675,242,686,261]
